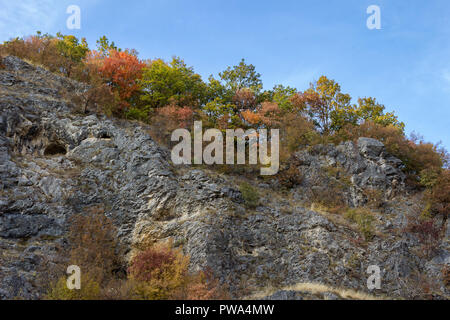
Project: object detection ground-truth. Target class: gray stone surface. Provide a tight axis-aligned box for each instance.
[292,138,406,207]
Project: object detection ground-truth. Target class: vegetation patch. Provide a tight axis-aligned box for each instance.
[239,182,260,209]
[248,282,385,300]
[344,208,376,241]
[43,207,229,300]
[2,31,447,191]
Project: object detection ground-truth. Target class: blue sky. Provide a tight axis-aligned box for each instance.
[1,0,449,150]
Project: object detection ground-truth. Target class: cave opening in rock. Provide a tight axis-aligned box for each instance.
[44,143,67,156]
[99,133,112,139]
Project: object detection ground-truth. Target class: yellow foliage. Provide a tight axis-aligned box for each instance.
[45,274,101,300]
[129,242,190,300]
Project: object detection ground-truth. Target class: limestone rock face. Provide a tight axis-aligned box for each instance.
[292,137,406,207]
[0,56,448,300]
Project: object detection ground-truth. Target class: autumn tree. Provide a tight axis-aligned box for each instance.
[45,207,126,300]
[232,87,257,112]
[294,76,353,134]
[241,101,283,129]
[87,48,146,115]
[427,169,450,223]
[183,268,229,300]
[356,97,404,130]
[128,242,228,300]
[201,59,263,126]
[140,57,208,111]
[54,32,89,77]
[241,101,315,161]
[67,80,117,115]
[292,76,404,135]
[149,101,195,144]
[128,242,190,300]
[65,207,122,284]
[0,32,89,79]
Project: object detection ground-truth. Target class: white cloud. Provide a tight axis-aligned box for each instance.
[0,0,61,41]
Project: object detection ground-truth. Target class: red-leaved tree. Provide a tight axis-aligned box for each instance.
[87,49,146,111]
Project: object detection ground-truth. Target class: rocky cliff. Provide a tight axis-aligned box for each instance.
[0,56,448,300]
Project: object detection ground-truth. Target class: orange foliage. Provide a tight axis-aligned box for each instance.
[183,268,229,300]
[290,90,319,113]
[128,244,180,283]
[128,242,190,300]
[241,101,283,128]
[241,109,260,125]
[149,101,195,144]
[216,114,231,130]
[129,243,228,300]
[157,103,194,129]
[87,49,146,110]
[233,88,256,111]
[241,101,315,162]
[0,35,83,79]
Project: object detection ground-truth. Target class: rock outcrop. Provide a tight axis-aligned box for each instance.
[292,137,406,207]
[0,56,448,300]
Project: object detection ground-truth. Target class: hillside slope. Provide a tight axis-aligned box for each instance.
[0,56,448,299]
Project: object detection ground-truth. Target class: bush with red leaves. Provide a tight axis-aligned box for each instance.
[406,217,443,258]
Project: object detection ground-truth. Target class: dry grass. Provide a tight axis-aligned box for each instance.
[247,281,386,300]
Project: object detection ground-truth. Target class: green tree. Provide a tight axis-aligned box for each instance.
[218,58,263,95]
[203,98,236,127]
[54,32,89,77]
[355,97,404,130]
[268,84,297,111]
[302,75,354,133]
[201,59,263,124]
[96,35,119,55]
[140,57,208,110]
[206,75,229,103]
